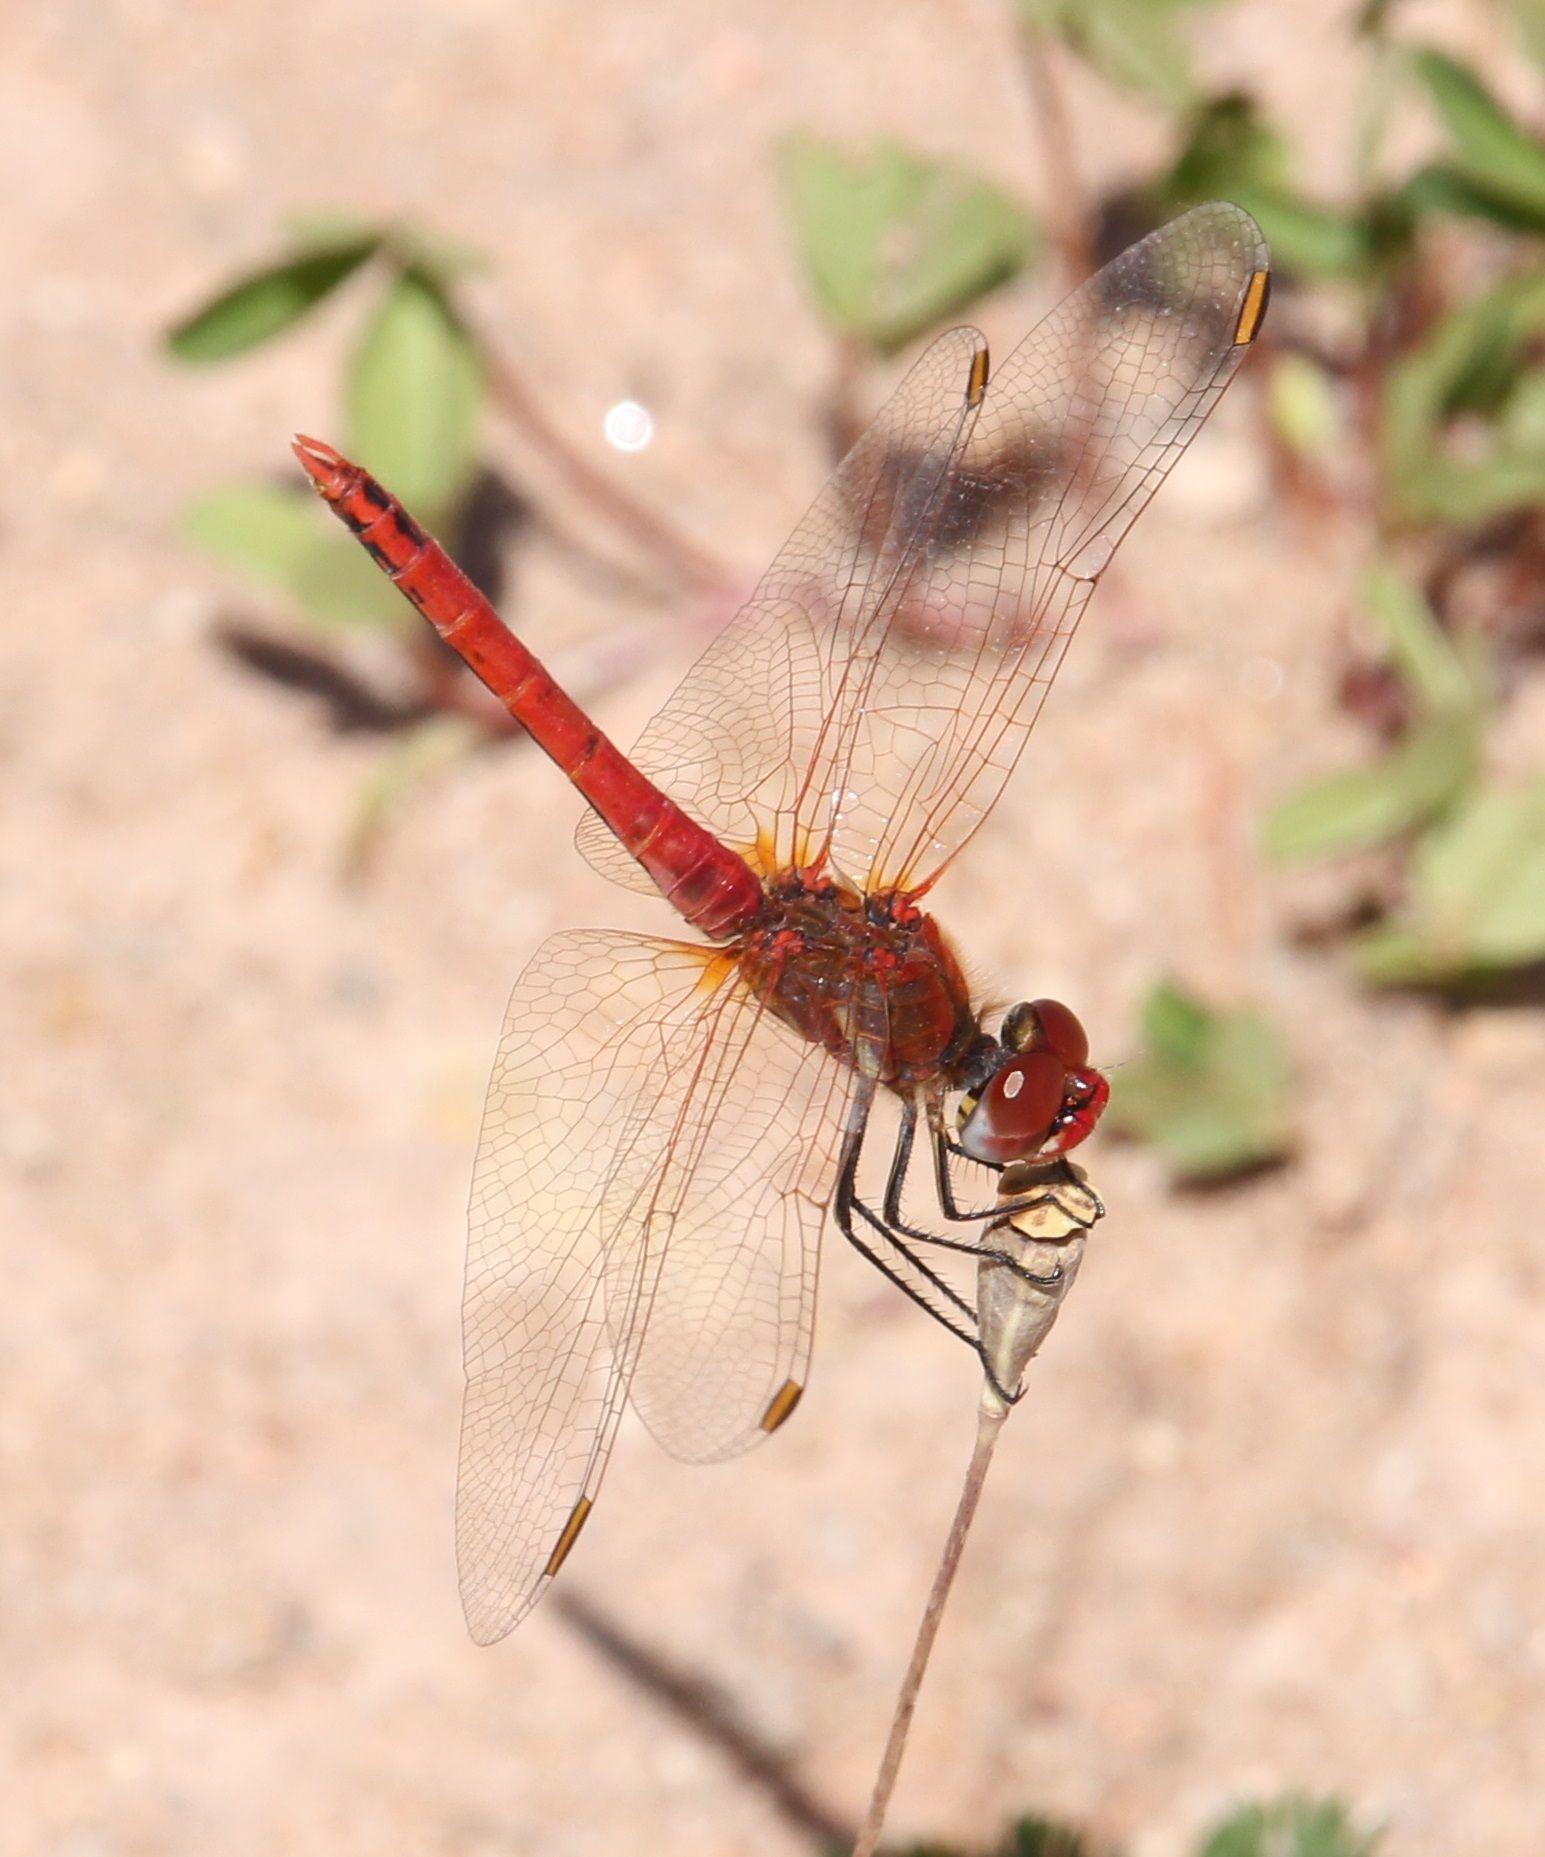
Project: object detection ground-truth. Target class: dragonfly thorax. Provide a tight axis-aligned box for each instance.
[737,874,978,1087]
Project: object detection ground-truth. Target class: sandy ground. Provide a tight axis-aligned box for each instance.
[5,3,1545,1854]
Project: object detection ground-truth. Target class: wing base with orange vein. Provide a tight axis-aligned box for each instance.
[456,928,847,1642]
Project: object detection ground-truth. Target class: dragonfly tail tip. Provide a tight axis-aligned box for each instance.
[291,433,351,498]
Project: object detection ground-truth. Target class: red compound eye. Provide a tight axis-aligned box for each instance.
[1040,1065,1111,1159]
[957,1047,1065,1166]
[1026,997,1089,1068]
[1002,997,1090,1068]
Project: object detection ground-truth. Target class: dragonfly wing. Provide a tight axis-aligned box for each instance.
[579,203,1267,898]
[458,928,747,1642]
[607,993,857,1465]
[575,325,989,890]
[814,201,1270,890]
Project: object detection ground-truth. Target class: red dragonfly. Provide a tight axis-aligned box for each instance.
[297,202,1269,1643]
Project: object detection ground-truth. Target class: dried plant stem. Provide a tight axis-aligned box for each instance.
[826,334,871,465]
[851,1391,1010,1857]
[476,336,737,598]
[1016,25,1093,284]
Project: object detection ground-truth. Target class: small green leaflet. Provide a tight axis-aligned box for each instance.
[781,136,1039,355]
[166,235,382,362]
[1198,1794,1382,1857]
[1108,980,1294,1183]
[346,266,482,521]
[184,484,409,631]
[1412,47,1545,229]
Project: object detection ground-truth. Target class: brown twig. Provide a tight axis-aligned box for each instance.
[852,1162,1102,1856]
[1015,22,1094,284]
[473,330,738,598]
[826,334,872,465]
[851,1394,1009,1857]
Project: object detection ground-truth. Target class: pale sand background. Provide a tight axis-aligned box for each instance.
[5,3,1544,1853]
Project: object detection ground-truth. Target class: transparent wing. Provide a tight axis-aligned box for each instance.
[616,992,855,1465]
[456,929,846,1643]
[576,323,986,893]
[579,202,1268,896]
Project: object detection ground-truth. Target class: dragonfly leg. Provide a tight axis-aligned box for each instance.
[832,1084,980,1350]
[870,1096,1067,1293]
[933,1117,1101,1228]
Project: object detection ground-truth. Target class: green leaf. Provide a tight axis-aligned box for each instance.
[1391,159,1545,233]
[281,210,383,250]
[1395,450,1545,524]
[166,236,381,362]
[1358,775,1545,981]
[346,265,482,517]
[1163,92,1292,197]
[184,483,330,584]
[1155,95,1368,279]
[1381,269,1545,515]
[902,1814,1093,1857]
[185,483,409,630]
[1506,0,1545,71]
[1107,981,1294,1182]
[1263,567,1487,865]
[1006,1818,1096,1857]
[1197,1794,1381,1857]
[780,136,1040,354]
[286,528,418,631]
[1411,48,1545,225]
[1233,185,1370,280]
[1502,362,1545,450]
[388,222,489,288]
[1364,561,1482,715]
[1266,352,1343,461]
[1023,0,1208,111]
[1142,977,1214,1062]
[1263,714,1478,860]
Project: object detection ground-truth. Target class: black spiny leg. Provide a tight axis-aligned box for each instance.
[858,1095,1065,1292]
[832,1082,981,1351]
[931,1116,1100,1228]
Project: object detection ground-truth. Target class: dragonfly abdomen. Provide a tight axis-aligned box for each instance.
[294,438,764,940]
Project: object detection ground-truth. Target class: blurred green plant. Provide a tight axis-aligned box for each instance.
[167,217,739,862]
[904,1815,1095,1857]
[893,1792,1378,1857]
[169,220,485,637]
[1197,1794,1382,1857]
[781,136,1041,358]
[780,135,1042,450]
[1267,560,1545,984]
[1020,0,1212,113]
[166,216,733,735]
[1106,978,1295,1182]
[775,1,1545,1186]
[1027,3,1545,998]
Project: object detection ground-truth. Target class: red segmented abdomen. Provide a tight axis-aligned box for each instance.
[292,438,765,940]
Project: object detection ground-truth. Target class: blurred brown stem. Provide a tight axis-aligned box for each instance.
[408,626,521,737]
[474,330,737,598]
[1017,24,1094,283]
[851,1395,1008,1857]
[827,335,871,464]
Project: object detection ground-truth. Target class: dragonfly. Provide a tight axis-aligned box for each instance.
[296,202,1269,1643]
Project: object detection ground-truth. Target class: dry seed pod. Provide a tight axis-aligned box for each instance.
[977,1159,1103,1411]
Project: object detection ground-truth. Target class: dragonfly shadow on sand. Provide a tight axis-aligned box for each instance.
[215,467,530,736]
[553,1593,1099,1856]
[552,1589,854,1851]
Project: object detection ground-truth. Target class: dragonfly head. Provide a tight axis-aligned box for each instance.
[955,998,1109,1167]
